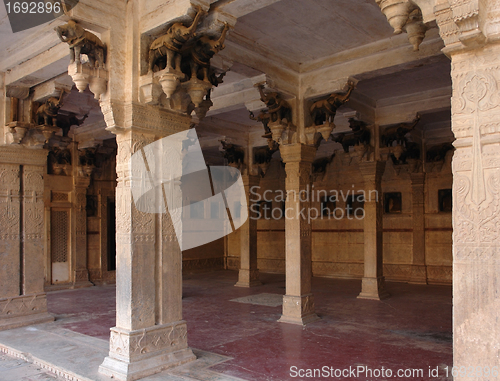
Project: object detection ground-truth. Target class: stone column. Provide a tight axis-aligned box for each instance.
[73,173,92,287]
[0,146,53,330]
[409,172,427,284]
[447,43,500,376]
[358,160,389,300]
[99,105,195,381]
[278,143,319,325]
[235,174,261,287]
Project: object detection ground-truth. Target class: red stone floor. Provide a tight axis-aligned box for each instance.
[46,271,452,380]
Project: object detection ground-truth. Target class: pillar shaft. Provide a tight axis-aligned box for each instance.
[449,43,500,376]
[358,160,389,300]
[410,172,427,283]
[0,146,53,330]
[235,175,261,287]
[278,143,319,325]
[73,175,92,286]
[99,106,195,381]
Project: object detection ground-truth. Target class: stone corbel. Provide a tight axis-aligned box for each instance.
[6,86,30,100]
[68,62,108,100]
[376,0,428,50]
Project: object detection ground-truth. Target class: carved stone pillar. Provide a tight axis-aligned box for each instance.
[235,174,261,287]
[278,144,319,325]
[73,174,92,287]
[409,172,427,283]
[0,146,53,330]
[98,105,195,381]
[448,43,500,376]
[358,160,389,300]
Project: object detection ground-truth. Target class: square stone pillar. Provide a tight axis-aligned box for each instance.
[409,172,427,284]
[235,174,261,287]
[73,174,92,287]
[358,160,389,300]
[99,105,195,381]
[278,144,319,325]
[0,146,54,330]
[448,43,500,376]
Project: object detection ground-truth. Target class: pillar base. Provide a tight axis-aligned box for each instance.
[235,269,262,288]
[358,277,390,300]
[0,293,54,331]
[409,265,428,284]
[278,294,320,325]
[99,321,196,381]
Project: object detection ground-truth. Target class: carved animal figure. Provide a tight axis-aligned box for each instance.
[312,154,335,174]
[189,23,230,81]
[332,132,358,153]
[56,20,106,68]
[249,109,272,137]
[381,114,420,147]
[257,85,292,124]
[79,148,97,166]
[253,144,277,165]
[36,92,66,126]
[310,82,355,125]
[149,7,204,73]
[220,141,244,165]
[57,112,88,137]
[426,142,455,162]
[348,118,371,146]
[392,141,420,164]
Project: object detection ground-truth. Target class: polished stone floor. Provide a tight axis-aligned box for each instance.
[42,270,452,381]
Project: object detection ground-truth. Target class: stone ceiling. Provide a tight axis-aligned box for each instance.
[0,0,453,154]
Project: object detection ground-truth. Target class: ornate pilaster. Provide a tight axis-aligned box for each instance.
[235,174,261,287]
[73,170,92,287]
[0,146,53,330]
[358,160,389,300]
[99,104,195,381]
[410,172,427,284]
[278,144,319,325]
[448,43,500,376]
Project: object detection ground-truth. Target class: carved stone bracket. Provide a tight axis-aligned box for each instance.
[68,62,108,100]
[376,0,428,50]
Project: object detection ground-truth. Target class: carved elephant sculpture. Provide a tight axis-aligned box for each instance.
[250,109,272,136]
[57,112,88,137]
[381,115,420,147]
[253,145,276,165]
[189,23,229,81]
[392,141,420,164]
[312,154,335,174]
[348,118,371,146]
[149,7,204,73]
[36,92,65,126]
[221,141,244,165]
[426,142,454,162]
[257,85,292,124]
[332,132,359,153]
[310,82,355,125]
[56,20,106,68]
